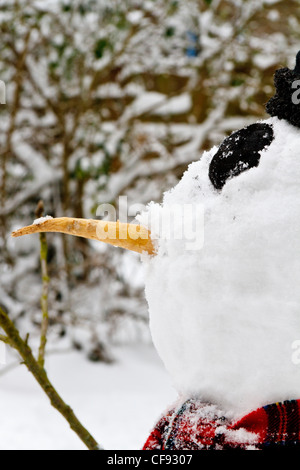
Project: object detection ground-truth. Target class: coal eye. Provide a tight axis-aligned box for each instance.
[208,123,274,190]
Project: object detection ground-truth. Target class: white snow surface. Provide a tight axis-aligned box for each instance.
[33,216,53,225]
[138,116,300,419]
[0,345,177,450]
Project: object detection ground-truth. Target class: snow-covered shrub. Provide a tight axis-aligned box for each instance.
[0,0,300,360]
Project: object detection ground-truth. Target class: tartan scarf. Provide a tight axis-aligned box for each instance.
[143,398,300,450]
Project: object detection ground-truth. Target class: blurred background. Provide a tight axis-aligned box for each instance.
[1,0,300,449]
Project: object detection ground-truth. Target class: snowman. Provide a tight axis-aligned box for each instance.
[13,52,300,449]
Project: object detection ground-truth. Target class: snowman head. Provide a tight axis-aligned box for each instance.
[135,51,300,416]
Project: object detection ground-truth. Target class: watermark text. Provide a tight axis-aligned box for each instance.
[95,196,204,251]
[292,340,300,365]
[292,80,300,105]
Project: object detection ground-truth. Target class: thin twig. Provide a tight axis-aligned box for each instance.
[0,334,11,345]
[0,307,101,450]
[35,201,50,368]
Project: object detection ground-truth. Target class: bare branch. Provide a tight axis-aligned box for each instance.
[0,334,11,345]
[35,201,50,368]
[0,307,101,450]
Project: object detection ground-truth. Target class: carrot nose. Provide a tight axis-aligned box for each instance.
[11,217,156,256]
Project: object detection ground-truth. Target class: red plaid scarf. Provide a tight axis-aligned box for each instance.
[143,398,300,450]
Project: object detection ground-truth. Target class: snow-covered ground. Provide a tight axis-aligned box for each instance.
[0,344,177,450]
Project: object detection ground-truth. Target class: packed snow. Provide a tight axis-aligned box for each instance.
[138,116,300,419]
[0,344,177,450]
[33,216,54,225]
